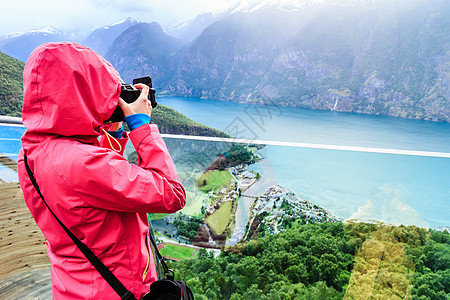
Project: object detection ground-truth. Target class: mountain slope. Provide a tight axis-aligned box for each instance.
[0,27,74,62]
[166,0,449,121]
[262,0,450,121]
[0,18,141,62]
[82,18,141,56]
[165,12,227,42]
[109,0,449,122]
[0,51,24,117]
[105,22,187,85]
[166,8,312,101]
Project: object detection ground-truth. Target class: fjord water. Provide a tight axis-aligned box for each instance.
[158,97,450,152]
[159,97,450,229]
[2,98,448,228]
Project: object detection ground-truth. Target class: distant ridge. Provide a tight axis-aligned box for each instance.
[105,22,187,84]
[0,27,72,62]
[82,18,141,56]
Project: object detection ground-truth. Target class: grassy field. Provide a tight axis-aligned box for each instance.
[178,170,209,216]
[149,213,168,220]
[196,170,233,193]
[205,201,233,234]
[159,244,198,260]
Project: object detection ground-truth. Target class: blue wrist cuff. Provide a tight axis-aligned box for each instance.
[125,114,151,131]
[108,126,124,139]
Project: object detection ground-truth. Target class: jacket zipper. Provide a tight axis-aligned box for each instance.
[142,235,150,282]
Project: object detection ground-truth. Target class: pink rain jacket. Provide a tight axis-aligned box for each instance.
[17,42,186,299]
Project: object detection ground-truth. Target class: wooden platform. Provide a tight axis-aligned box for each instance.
[0,178,52,299]
[0,268,51,299]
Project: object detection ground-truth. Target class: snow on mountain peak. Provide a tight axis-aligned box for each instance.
[1,26,60,39]
[227,0,309,13]
[100,18,139,30]
[28,26,60,35]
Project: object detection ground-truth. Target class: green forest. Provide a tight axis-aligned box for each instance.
[0,51,24,117]
[170,221,449,299]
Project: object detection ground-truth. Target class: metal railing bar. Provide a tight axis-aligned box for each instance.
[160,134,450,158]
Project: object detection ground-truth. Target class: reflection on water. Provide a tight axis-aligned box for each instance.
[128,136,450,234]
[0,121,446,231]
[264,145,449,229]
[158,97,450,153]
[349,184,429,228]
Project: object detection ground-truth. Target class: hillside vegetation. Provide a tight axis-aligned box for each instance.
[0,52,24,117]
[171,221,449,299]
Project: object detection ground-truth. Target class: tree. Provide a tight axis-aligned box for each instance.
[170,223,449,299]
[286,264,308,284]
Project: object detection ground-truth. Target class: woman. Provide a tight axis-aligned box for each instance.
[17,42,186,299]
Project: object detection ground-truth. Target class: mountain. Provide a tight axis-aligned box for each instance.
[109,0,450,122]
[5,0,446,122]
[0,52,25,117]
[105,22,187,85]
[258,0,450,121]
[165,12,227,42]
[226,0,310,13]
[166,8,312,100]
[164,0,309,42]
[0,18,142,62]
[0,27,78,62]
[82,18,141,56]
[168,0,450,121]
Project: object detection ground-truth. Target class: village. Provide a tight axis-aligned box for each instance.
[250,184,342,235]
[202,159,342,240]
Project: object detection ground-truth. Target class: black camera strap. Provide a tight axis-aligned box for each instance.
[24,153,136,300]
[147,226,174,281]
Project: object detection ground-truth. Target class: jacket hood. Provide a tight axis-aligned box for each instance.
[22,42,121,140]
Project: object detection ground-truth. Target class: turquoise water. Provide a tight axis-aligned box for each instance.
[256,146,449,229]
[158,97,450,229]
[2,98,449,228]
[158,97,450,152]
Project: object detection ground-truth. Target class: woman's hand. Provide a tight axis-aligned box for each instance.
[118,83,152,117]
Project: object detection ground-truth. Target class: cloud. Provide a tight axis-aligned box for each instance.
[0,0,239,36]
[2,0,103,34]
[88,0,154,13]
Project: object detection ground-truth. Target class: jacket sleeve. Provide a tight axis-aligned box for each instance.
[70,124,186,213]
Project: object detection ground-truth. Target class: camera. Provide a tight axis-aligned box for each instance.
[104,76,157,123]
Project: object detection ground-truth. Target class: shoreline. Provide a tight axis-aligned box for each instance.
[157,96,450,125]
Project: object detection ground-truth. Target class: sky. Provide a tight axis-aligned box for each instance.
[0,0,241,36]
